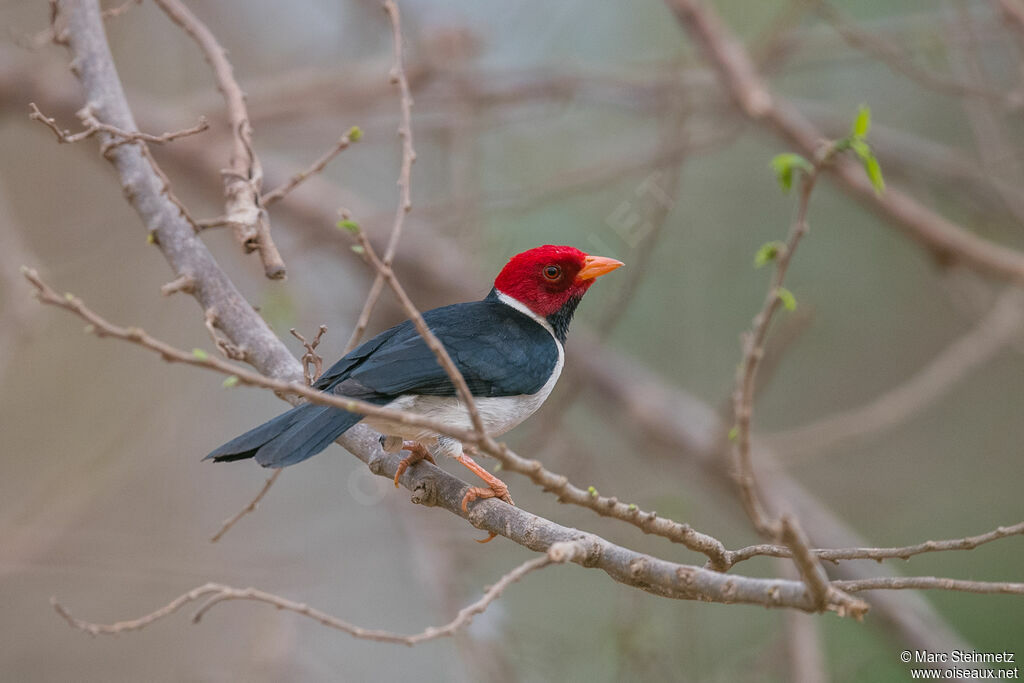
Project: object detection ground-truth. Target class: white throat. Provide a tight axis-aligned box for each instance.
[494,289,557,339]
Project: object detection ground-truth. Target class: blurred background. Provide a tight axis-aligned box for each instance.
[1,0,1023,680]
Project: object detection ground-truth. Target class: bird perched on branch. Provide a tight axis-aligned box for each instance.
[207,245,622,531]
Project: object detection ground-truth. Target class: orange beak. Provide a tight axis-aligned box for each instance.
[577,254,624,280]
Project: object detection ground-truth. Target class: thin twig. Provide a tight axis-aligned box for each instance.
[29,102,209,146]
[208,470,281,543]
[290,325,328,386]
[151,0,285,279]
[731,157,823,535]
[344,0,416,353]
[160,274,195,297]
[53,543,575,642]
[833,577,1024,595]
[262,131,361,207]
[725,521,1024,566]
[780,516,834,612]
[204,308,246,360]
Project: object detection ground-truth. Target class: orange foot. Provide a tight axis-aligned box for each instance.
[456,452,515,543]
[393,441,436,488]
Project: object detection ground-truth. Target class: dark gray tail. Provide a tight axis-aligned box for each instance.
[205,404,364,468]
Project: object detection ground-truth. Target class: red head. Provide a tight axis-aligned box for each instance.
[493,245,623,319]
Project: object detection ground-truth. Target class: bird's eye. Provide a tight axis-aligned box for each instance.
[543,265,562,281]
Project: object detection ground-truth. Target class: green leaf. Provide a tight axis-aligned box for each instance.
[347,125,363,142]
[852,105,871,138]
[728,425,739,441]
[222,375,240,388]
[776,287,797,312]
[192,348,209,361]
[770,153,813,192]
[754,241,785,268]
[864,154,885,195]
[336,219,361,233]
[627,503,638,511]
[587,485,598,498]
[849,138,872,162]
[350,244,365,255]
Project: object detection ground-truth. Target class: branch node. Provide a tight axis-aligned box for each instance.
[161,274,196,297]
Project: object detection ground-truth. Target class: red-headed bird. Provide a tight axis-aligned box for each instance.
[207,245,622,520]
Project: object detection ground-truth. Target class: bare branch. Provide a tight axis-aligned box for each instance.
[834,577,1024,596]
[780,560,829,683]
[731,154,824,535]
[344,0,416,353]
[203,308,246,361]
[151,0,286,279]
[727,521,1024,566]
[780,516,837,612]
[262,130,361,207]
[53,543,569,642]
[290,325,328,386]
[160,273,195,297]
[29,102,209,146]
[208,470,281,543]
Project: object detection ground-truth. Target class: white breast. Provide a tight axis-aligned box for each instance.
[361,291,564,450]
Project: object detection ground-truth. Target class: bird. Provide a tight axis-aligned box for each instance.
[206,245,623,528]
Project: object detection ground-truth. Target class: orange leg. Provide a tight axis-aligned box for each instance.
[456,452,515,543]
[393,441,435,488]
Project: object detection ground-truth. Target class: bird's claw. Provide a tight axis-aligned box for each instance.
[460,483,515,512]
[461,484,514,543]
[392,441,435,488]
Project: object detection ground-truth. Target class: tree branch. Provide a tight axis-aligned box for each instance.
[151,0,285,279]
[726,521,1024,565]
[53,543,572,643]
[261,129,360,207]
[343,0,417,354]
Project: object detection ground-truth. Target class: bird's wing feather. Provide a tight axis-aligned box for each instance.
[312,324,404,391]
[330,300,559,399]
